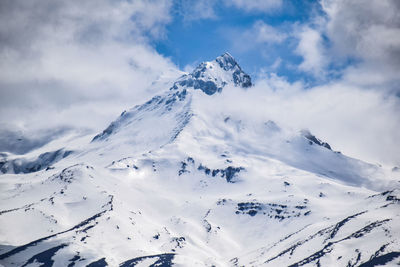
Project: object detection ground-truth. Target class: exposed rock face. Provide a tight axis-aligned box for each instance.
[171,52,252,95]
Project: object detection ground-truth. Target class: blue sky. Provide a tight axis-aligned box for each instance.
[154,0,324,84]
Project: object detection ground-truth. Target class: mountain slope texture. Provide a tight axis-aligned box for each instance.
[0,53,399,267]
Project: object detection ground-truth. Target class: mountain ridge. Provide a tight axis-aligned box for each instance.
[0,53,399,266]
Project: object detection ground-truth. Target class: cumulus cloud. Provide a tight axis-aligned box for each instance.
[259,77,400,167]
[279,0,400,165]
[322,0,400,93]
[201,75,400,167]
[322,0,400,65]
[223,0,400,166]
[0,0,179,142]
[294,0,400,93]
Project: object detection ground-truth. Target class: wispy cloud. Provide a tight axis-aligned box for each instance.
[295,26,327,76]
[223,20,288,54]
[199,75,400,166]
[252,21,287,44]
[223,0,282,13]
[173,0,218,22]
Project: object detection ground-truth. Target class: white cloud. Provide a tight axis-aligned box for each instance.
[275,0,400,166]
[322,0,400,93]
[270,57,282,70]
[253,21,287,44]
[1,0,399,169]
[224,0,282,13]
[174,0,282,22]
[224,20,287,55]
[295,26,326,75]
[174,0,217,22]
[321,0,400,65]
[0,0,179,136]
[204,74,400,167]
[293,0,400,92]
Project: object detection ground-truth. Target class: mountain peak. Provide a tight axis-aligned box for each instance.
[171,52,252,95]
[215,52,238,71]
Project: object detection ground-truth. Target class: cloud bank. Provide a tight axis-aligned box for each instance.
[289,0,400,165]
[217,0,400,166]
[295,0,400,90]
[0,0,399,167]
[0,0,178,136]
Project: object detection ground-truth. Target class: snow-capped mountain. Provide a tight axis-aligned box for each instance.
[0,53,399,267]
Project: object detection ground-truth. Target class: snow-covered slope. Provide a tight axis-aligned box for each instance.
[1,53,399,267]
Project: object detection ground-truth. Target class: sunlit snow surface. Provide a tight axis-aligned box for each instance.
[1,53,400,266]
